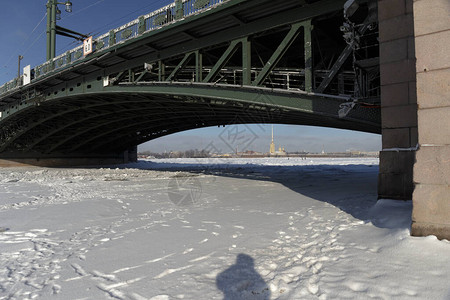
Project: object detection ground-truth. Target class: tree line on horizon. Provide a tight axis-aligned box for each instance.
[139,149,211,158]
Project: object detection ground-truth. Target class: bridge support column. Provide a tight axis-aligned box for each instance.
[377,0,417,200]
[411,0,450,239]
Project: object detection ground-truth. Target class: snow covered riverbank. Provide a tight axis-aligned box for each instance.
[0,158,449,299]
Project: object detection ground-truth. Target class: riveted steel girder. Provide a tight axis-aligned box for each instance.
[0,81,379,156]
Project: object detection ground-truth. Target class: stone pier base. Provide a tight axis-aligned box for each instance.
[378,150,415,200]
[412,146,450,240]
[0,147,138,168]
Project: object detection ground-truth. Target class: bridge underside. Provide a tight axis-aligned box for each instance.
[0,83,379,160]
[0,0,380,164]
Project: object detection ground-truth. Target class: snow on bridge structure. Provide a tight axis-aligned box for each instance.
[0,0,448,239]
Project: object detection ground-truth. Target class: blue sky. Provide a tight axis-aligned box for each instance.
[0,0,174,83]
[0,0,381,154]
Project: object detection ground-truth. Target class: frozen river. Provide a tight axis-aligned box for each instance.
[0,157,449,299]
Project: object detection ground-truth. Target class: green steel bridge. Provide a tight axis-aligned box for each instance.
[0,0,380,164]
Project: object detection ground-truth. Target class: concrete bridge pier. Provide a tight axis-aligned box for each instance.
[411,0,450,239]
[378,0,450,239]
[377,0,417,200]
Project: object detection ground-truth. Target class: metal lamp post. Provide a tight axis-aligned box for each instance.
[46,0,89,62]
[46,0,72,60]
[17,55,24,78]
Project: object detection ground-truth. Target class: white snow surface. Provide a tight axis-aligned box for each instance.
[0,157,449,300]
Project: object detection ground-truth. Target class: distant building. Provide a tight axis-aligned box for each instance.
[237,150,264,157]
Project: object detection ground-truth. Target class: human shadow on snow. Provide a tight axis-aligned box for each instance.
[216,253,270,300]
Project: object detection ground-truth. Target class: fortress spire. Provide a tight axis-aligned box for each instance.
[270,125,275,154]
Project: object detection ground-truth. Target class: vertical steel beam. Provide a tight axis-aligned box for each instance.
[50,1,56,60]
[242,38,251,86]
[46,0,58,60]
[303,20,313,93]
[128,69,134,82]
[252,22,303,86]
[46,1,52,61]
[158,61,165,81]
[195,50,203,82]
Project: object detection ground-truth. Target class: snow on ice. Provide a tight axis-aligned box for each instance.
[0,157,449,299]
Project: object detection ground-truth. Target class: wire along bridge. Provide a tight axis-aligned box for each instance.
[0,0,380,165]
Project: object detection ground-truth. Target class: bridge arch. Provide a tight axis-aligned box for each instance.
[0,83,379,158]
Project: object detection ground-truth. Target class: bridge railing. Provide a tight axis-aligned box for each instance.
[0,0,228,97]
[160,67,360,96]
[0,77,23,96]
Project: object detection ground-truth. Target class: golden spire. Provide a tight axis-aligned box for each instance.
[270,125,275,154]
[272,125,274,143]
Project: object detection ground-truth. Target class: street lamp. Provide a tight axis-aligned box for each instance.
[46,0,87,61]
[65,1,72,13]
